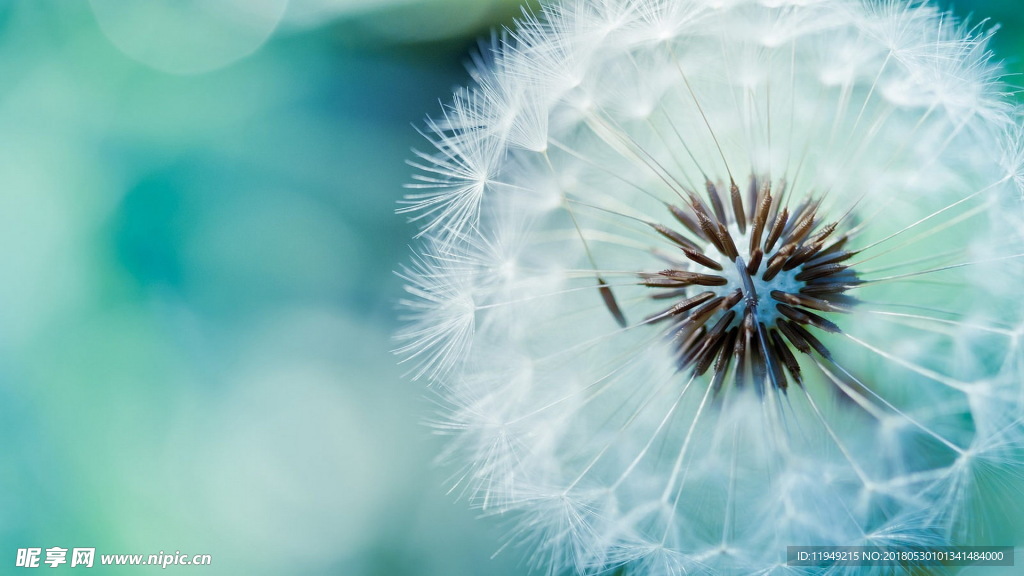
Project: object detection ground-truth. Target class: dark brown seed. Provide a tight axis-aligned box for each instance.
[689,296,728,322]
[785,321,833,360]
[770,290,841,313]
[800,282,858,296]
[783,239,827,271]
[804,247,853,269]
[660,270,729,286]
[785,203,819,246]
[804,312,842,334]
[795,263,849,282]
[731,180,746,234]
[722,288,744,310]
[676,325,708,365]
[766,186,782,228]
[682,247,724,271]
[746,174,759,223]
[811,235,851,259]
[762,244,796,282]
[770,328,802,386]
[598,279,627,328]
[733,349,747,390]
[651,222,700,252]
[749,187,772,254]
[706,180,728,224]
[764,207,789,253]
[642,271,727,288]
[692,310,736,375]
[668,203,707,240]
[804,221,839,247]
[694,203,728,255]
[785,198,809,227]
[692,334,727,376]
[753,322,786,390]
[776,302,811,323]
[746,249,763,275]
[749,326,768,391]
[643,277,686,288]
[711,328,738,393]
[776,303,842,333]
[718,221,739,260]
[777,320,812,355]
[732,312,752,389]
[783,222,839,270]
[644,291,717,323]
[673,297,726,342]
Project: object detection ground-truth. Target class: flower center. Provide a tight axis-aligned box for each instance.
[641,174,861,392]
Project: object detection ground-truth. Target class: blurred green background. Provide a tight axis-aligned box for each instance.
[0,1,1019,574]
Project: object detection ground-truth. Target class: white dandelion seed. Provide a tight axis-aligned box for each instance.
[398,0,1024,574]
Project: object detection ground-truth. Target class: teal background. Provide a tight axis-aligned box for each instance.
[0,1,1018,574]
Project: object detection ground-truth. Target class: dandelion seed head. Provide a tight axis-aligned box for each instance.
[399,0,1024,573]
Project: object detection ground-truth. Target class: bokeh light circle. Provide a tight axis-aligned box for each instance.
[89,0,288,75]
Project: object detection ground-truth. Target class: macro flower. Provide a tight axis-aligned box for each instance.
[398,0,1024,574]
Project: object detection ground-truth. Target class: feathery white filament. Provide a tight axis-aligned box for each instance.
[398,0,1024,574]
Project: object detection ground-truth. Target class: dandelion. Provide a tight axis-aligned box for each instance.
[398,0,1024,574]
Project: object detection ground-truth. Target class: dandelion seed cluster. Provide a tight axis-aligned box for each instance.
[398,0,1024,574]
